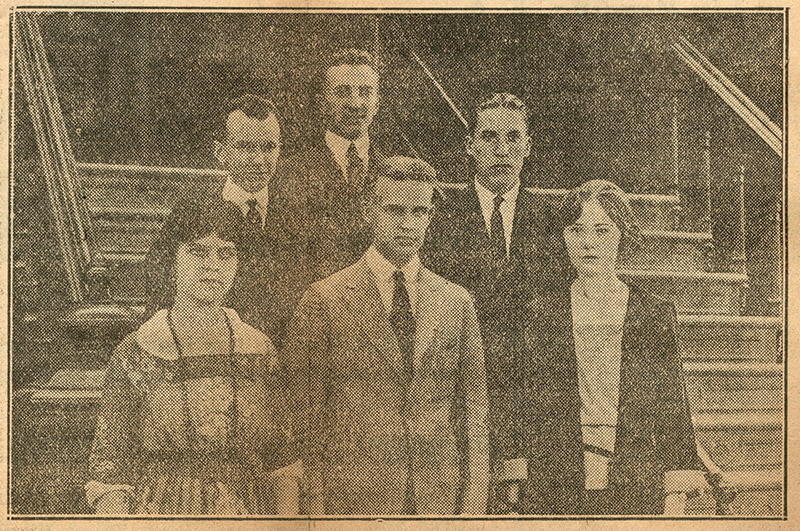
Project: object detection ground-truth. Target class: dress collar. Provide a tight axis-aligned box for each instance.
[364,245,421,285]
[136,307,267,360]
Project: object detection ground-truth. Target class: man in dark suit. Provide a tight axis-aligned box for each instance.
[144,94,294,343]
[421,92,559,510]
[283,157,489,515]
[279,48,387,283]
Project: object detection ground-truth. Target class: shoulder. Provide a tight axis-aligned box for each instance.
[425,268,472,303]
[225,308,276,356]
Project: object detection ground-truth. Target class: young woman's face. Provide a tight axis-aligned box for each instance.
[563,198,622,277]
[174,232,238,305]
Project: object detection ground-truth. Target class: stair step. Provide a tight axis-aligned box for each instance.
[684,362,782,413]
[619,230,712,272]
[677,315,782,362]
[620,270,747,316]
[694,411,782,470]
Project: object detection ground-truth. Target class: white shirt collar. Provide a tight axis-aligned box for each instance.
[364,246,420,315]
[222,176,269,226]
[325,130,370,178]
[474,178,521,252]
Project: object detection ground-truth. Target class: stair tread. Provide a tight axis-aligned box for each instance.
[694,411,782,430]
[619,270,748,282]
[719,468,782,490]
[683,362,782,374]
[678,314,782,328]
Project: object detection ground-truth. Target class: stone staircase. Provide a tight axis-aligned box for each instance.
[12,164,783,515]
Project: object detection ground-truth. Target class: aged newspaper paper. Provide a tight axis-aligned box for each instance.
[0,1,796,530]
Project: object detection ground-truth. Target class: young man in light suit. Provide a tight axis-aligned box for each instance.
[282,156,489,515]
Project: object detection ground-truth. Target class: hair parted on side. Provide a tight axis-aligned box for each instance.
[319,48,380,90]
[557,179,642,252]
[469,92,530,134]
[216,94,278,140]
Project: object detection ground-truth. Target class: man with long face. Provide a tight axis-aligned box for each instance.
[283,156,489,515]
[421,92,559,512]
[144,95,294,342]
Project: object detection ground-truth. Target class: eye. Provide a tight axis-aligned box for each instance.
[359,86,373,98]
[187,245,209,258]
[384,205,404,216]
[566,225,581,234]
[217,247,237,261]
[412,207,431,217]
[507,131,521,142]
[333,86,350,99]
[480,131,497,142]
[260,141,277,153]
[596,227,610,235]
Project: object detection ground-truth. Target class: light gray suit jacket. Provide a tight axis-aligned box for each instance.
[282,255,489,515]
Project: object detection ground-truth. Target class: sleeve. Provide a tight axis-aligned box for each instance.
[655,301,706,473]
[456,292,490,514]
[278,287,331,514]
[85,341,141,508]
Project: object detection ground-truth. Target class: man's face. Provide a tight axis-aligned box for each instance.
[324,63,379,140]
[466,107,531,194]
[368,178,434,267]
[214,110,281,193]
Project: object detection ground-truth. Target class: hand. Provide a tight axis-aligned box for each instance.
[94,490,130,514]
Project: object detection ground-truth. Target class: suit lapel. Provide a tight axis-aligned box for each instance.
[510,189,535,258]
[615,287,648,448]
[464,183,491,246]
[413,267,444,363]
[343,259,402,372]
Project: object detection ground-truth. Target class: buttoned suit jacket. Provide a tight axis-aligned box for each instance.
[502,284,704,514]
[282,255,490,515]
[421,182,561,474]
[278,139,388,282]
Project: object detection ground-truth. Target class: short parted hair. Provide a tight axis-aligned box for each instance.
[557,179,642,252]
[469,92,530,135]
[216,94,278,141]
[320,48,380,90]
[366,156,437,204]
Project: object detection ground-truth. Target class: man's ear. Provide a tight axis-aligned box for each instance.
[465,134,474,158]
[523,134,532,158]
[213,140,226,166]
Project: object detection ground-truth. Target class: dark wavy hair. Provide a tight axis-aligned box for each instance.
[550,179,642,280]
[144,197,244,316]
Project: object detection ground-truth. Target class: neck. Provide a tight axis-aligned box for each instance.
[477,177,518,196]
[231,178,267,195]
[574,273,623,299]
[171,295,223,324]
[375,246,415,270]
[328,127,366,142]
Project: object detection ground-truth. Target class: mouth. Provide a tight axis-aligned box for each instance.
[491,164,514,171]
[199,278,222,286]
[580,255,600,261]
[394,236,417,245]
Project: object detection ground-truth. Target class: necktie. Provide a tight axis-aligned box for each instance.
[245,198,261,228]
[390,270,416,383]
[346,142,365,191]
[490,194,507,260]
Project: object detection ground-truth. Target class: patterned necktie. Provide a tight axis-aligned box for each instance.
[490,194,507,260]
[245,198,261,228]
[390,270,416,383]
[346,142,365,190]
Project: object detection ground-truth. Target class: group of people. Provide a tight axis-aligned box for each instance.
[85,48,708,516]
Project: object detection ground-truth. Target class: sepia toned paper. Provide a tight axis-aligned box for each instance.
[0,1,796,530]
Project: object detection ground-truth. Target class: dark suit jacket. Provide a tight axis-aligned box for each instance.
[278,139,387,284]
[142,181,296,345]
[502,284,704,515]
[281,256,489,515]
[421,183,561,476]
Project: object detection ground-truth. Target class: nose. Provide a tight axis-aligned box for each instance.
[399,212,415,231]
[202,253,223,271]
[494,137,512,156]
[250,150,269,166]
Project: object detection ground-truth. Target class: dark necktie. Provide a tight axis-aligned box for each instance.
[245,198,261,228]
[389,270,416,383]
[346,142,365,191]
[490,194,507,260]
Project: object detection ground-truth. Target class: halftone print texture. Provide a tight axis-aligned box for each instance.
[9,8,784,519]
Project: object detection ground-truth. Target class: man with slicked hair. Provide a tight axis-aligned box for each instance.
[283,156,489,515]
[421,92,559,512]
[144,94,295,343]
